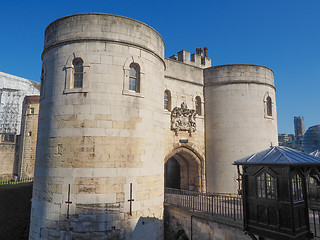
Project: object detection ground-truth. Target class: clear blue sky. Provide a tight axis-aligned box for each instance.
[0,0,319,134]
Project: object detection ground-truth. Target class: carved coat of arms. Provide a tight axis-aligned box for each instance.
[171,102,196,136]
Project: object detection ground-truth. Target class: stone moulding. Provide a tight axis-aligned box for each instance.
[171,102,196,136]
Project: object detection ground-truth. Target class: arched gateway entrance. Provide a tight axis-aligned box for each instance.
[164,147,204,192]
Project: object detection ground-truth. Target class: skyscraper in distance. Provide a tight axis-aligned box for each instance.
[294,116,305,140]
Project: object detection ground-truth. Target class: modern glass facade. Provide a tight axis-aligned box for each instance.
[302,125,320,154]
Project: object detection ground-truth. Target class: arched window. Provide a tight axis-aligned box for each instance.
[164,90,171,111]
[292,173,303,201]
[195,96,201,115]
[129,63,140,92]
[257,172,277,199]
[267,96,272,116]
[73,58,84,88]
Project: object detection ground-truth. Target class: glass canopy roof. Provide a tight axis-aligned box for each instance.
[234,146,320,165]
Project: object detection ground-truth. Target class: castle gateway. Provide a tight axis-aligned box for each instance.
[29,13,278,240]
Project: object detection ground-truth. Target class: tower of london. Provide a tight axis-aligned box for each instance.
[29,13,278,240]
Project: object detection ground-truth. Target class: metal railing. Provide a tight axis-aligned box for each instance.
[0,177,33,186]
[165,188,320,238]
[164,187,243,220]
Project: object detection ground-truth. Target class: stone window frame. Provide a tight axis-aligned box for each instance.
[264,92,274,119]
[195,96,202,116]
[63,55,90,94]
[129,63,140,92]
[193,95,203,118]
[164,89,172,111]
[73,58,84,88]
[123,56,145,98]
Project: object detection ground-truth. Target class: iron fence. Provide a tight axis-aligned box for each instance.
[165,188,320,238]
[0,177,33,186]
[164,187,243,220]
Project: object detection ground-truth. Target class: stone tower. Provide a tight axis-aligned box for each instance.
[29,12,279,240]
[204,64,278,193]
[29,13,165,240]
[18,96,40,179]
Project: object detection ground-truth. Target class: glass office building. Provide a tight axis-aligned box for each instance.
[303,125,320,154]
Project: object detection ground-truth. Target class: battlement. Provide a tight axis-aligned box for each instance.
[169,47,211,69]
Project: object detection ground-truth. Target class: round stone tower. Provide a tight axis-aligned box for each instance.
[29,13,165,240]
[204,64,278,193]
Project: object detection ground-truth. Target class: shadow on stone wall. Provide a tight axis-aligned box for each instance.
[1,184,163,240]
[164,204,249,240]
[0,183,32,240]
[130,216,163,239]
[56,215,163,240]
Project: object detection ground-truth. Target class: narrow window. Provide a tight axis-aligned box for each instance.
[292,173,303,201]
[129,63,140,92]
[164,90,171,111]
[73,58,84,88]
[28,131,32,137]
[195,96,201,115]
[257,172,277,199]
[30,108,34,114]
[267,96,272,116]
[6,134,15,143]
[40,68,45,97]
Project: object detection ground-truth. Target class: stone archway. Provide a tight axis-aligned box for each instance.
[164,147,204,192]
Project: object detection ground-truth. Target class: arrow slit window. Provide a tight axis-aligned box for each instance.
[267,96,272,116]
[164,90,171,111]
[195,96,201,115]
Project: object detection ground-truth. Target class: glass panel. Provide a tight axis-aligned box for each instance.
[73,59,83,88]
[129,77,136,91]
[129,64,139,92]
[74,73,83,88]
[267,97,272,116]
[292,174,303,201]
[129,67,136,77]
[257,172,277,199]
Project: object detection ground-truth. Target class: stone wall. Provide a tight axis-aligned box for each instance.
[164,204,250,240]
[163,58,206,192]
[18,96,39,179]
[0,142,17,179]
[30,13,165,240]
[204,64,278,193]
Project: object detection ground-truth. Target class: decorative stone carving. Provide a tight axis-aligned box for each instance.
[171,102,196,136]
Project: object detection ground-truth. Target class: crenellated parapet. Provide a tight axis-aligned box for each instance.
[169,47,211,69]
